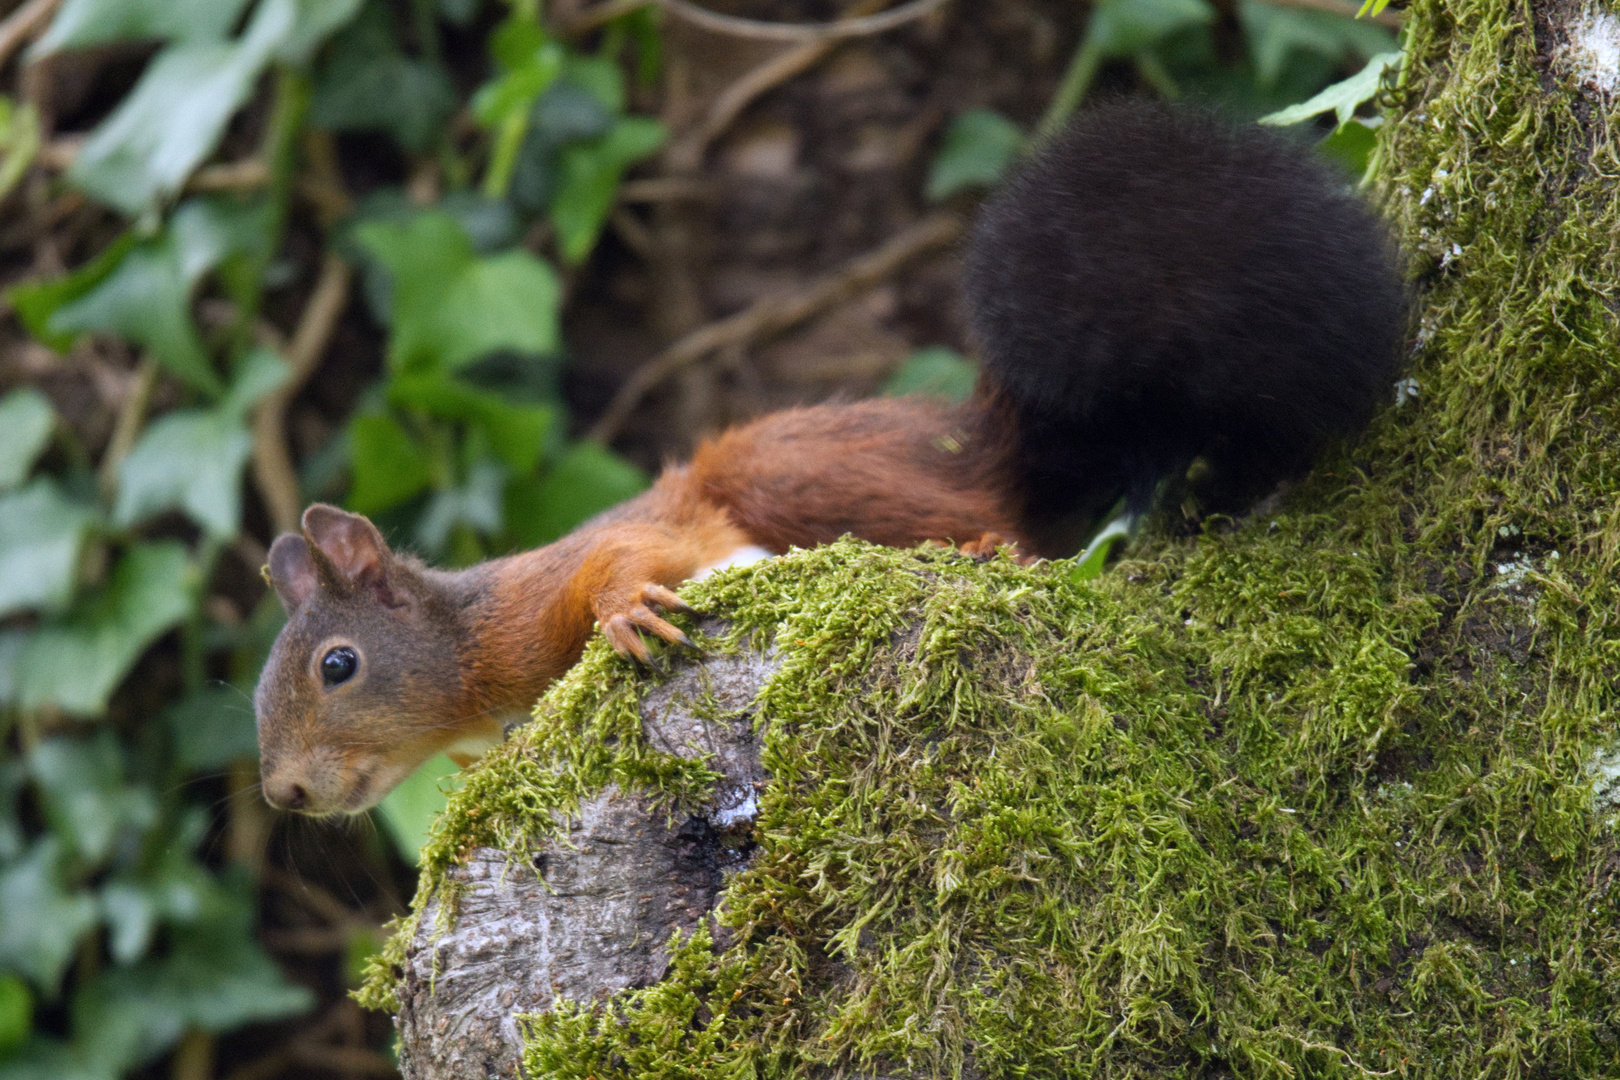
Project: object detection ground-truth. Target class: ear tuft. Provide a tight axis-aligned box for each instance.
[301,504,405,607]
[266,534,319,614]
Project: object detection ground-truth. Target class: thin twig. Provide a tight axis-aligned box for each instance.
[98,356,158,500]
[664,0,892,171]
[587,211,963,444]
[252,253,352,534]
[618,176,716,203]
[655,0,949,41]
[0,0,60,70]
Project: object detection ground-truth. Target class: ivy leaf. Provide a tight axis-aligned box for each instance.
[46,200,269,397]
[28,734,157,865]
[884,347,978,402]
[0,390,55,492]
[66,0,294,215]
[33,0,254,54]
[1087,0,1216,57]
[0,480,98,620]
[1260,50,1403,126]
[311,1,454,153]
[164,686,259,772]
[8,234,137,353]
[551,116,666,264]
[99,812,211,963]
[504,442,647,548]
[416,459,506,554]
[275,0,366,65]
[0,974,29,1057]
[376,755,461,864]
[355,212,561,371]
[0,1037,113,1080]
[1238,0,1393,88]
[0,838,99,992]
[927,111,1024,202]
[508,80,615,215]
[115,349,288,536]
[389,372,554,473]
[17,543,196,717]
[347,412,432,515]
[0,99,41,205]
[70,878,312,1073]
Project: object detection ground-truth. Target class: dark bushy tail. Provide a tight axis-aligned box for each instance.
[964,101,1408,544]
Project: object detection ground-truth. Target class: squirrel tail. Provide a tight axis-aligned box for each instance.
[963,100,1408,547]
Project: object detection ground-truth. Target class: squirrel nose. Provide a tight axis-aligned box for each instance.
[265,779,308,811]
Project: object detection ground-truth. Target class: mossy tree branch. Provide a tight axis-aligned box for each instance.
[363,0,1620,1074]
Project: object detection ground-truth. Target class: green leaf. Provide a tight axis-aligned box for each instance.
[311,1,454,153]
[1070,515,1133,582]
[275,0,366,64]
[45,199,268,396]
[1088,0,1216,57]
[0,1037,113,1080]
[17,542,196,717]
[1259,50,1403,126]
[389,374,553,473]
[33,0,254,53]
[0,838,99,992]
[164,685,259,772]
[883,347,978,403]
[1319,116,1380,177]
[377,754,462,864]
[65,0,294,215]
[71,878,312,1073]
[7,234,137,353]
[926,111,1024,201]
[347,412,432,515]
[0,975,29,1057]
[551,116,666,264]
[416,459,506,554]
[112,346,285,535]
[0,99,41,205]
[99,812,210,962]
[28,733,157,865]
[356,212,562,370]
[0,480,97,620]
[0,390,54,492]
[1238,0,1393,88]
[504,442,648,548]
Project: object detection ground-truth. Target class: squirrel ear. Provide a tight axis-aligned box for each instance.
[266,534,319,614]
[301,504,405,607]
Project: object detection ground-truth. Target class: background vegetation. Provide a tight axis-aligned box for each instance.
[0,0,1395,1075]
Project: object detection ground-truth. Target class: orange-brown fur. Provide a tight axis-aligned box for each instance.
[257,393,1029,813]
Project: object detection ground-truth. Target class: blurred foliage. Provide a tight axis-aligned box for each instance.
[0,0,1400,1073]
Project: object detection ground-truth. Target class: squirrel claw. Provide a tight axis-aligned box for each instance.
[599,584,699,663]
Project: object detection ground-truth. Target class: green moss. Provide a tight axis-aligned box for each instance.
[359,0,1620,1071]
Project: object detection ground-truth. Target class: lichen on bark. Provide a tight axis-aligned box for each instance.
[360,0,1620,1073]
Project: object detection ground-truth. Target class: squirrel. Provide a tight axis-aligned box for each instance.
[253,102,1407,815]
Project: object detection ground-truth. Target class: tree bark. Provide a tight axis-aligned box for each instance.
[396,643,776,1080]
[380,0,1620,1074]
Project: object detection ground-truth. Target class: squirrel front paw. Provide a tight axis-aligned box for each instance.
[596,583,698,663]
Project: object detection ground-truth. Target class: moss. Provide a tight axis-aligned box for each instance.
[360,0,1620,1072]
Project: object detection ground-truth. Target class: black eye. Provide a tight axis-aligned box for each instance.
[321,647,358,686]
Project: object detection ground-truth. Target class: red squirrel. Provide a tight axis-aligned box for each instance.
[254,102,1406,814]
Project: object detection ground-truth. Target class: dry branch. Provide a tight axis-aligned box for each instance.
[251,253,352,534]
[586,210,964,444]
[0,0,60,71]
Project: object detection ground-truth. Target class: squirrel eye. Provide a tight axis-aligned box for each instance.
[321,646,358,687]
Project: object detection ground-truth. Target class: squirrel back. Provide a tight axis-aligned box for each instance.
[254,102,1409,815]
[965,101,1408,542]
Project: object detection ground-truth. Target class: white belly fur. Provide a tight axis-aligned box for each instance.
[693,545,775,580]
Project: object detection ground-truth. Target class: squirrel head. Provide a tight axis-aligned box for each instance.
[254,505,470,815]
